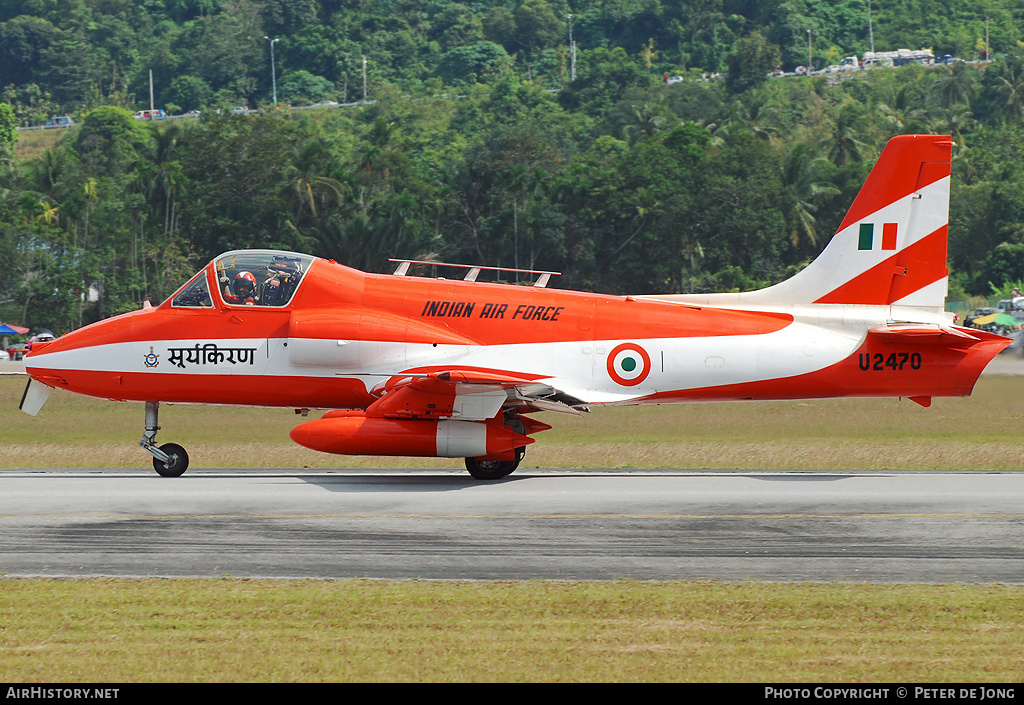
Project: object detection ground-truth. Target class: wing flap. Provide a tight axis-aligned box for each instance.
[365,370,588,420]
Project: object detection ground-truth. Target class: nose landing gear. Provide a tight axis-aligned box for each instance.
[139,401,190,477]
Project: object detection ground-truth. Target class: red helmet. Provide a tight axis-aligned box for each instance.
[233,271,257,297]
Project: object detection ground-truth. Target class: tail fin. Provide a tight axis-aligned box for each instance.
[748,134,952,308]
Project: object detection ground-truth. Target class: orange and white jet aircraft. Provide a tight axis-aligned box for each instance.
[20,134,1010,479]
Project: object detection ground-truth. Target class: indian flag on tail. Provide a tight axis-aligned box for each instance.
[858,222,898,251]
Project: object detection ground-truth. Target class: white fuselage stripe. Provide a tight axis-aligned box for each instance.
[27,318,864,404]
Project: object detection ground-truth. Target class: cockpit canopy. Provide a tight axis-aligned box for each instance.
[170,250,316,309]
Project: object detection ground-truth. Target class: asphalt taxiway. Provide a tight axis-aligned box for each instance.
[3,357,1023,582]
[1,468,1021,582]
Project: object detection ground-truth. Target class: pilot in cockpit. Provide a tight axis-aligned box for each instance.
[221,271,258,305]
[211,253,308,308]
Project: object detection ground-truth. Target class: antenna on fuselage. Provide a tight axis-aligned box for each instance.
[388,259,560,288]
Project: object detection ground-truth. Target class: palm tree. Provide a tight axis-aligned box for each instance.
[877,85,930,136]
[0,160,22,217]
[781,142,839,248]
[602,186,663,267]
[81,177,98,253]
[819,100,871,167]
[35,198,59,225]
[360,116,398,175]
[926,104,976,149]
[932,61,978,109]
[704,91,780,148]
[622,104,667,144]
[141,123,185,236]
[384,190,419,263]
[32,147,67,196]
[738,90,782,143]
[283,139,346,221]
[995,56,1024,121]
[503,163,528,273]
[501,164,550,276]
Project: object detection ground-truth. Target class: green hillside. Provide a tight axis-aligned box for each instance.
[2,1,1023,331]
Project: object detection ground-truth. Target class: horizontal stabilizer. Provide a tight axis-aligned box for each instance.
[867,324,982,345]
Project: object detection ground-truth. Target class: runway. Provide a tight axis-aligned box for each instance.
[1,468,1022,582]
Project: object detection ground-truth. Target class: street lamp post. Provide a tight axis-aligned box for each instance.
[567,14,576,82]
[867,0,875,53]
[264,36,279,105]
[807,28,813,72]
[986,17,990,62]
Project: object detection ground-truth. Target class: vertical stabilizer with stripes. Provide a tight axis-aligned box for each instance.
[743,134,952,308]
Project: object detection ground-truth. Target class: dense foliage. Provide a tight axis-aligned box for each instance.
[2,0,1024,332]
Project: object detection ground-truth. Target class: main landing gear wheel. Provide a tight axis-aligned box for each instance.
[153,443,189,477]
[464,446,525,480]
[465,457,516,480]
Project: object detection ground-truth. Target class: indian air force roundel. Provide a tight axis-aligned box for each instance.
[607,343,651,386]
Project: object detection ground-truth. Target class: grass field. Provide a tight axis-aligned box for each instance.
[3,374,1024,471]
[2,373,1023,682]
[1,579,1022,682]
[14,127,70,161]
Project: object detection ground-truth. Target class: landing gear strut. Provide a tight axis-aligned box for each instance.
[139,401,190,477]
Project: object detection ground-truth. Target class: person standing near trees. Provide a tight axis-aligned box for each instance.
[1011,287,1023,310]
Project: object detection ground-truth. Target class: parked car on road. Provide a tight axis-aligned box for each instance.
[27,330,55,348]
[133,109,166,120]
[9,329,56,360]
[44,115,75,128]
[6,341,29,360]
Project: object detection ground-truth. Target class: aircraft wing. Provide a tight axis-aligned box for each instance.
[365,370,588,420]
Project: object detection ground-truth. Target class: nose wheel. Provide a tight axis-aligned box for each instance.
[152,443,189,477]
[139,402,190,477]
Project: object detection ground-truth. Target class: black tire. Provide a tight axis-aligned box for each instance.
[465,457,518,480]
[153,443,189,477]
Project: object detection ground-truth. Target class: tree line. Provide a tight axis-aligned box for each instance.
[2,1,1024,333]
